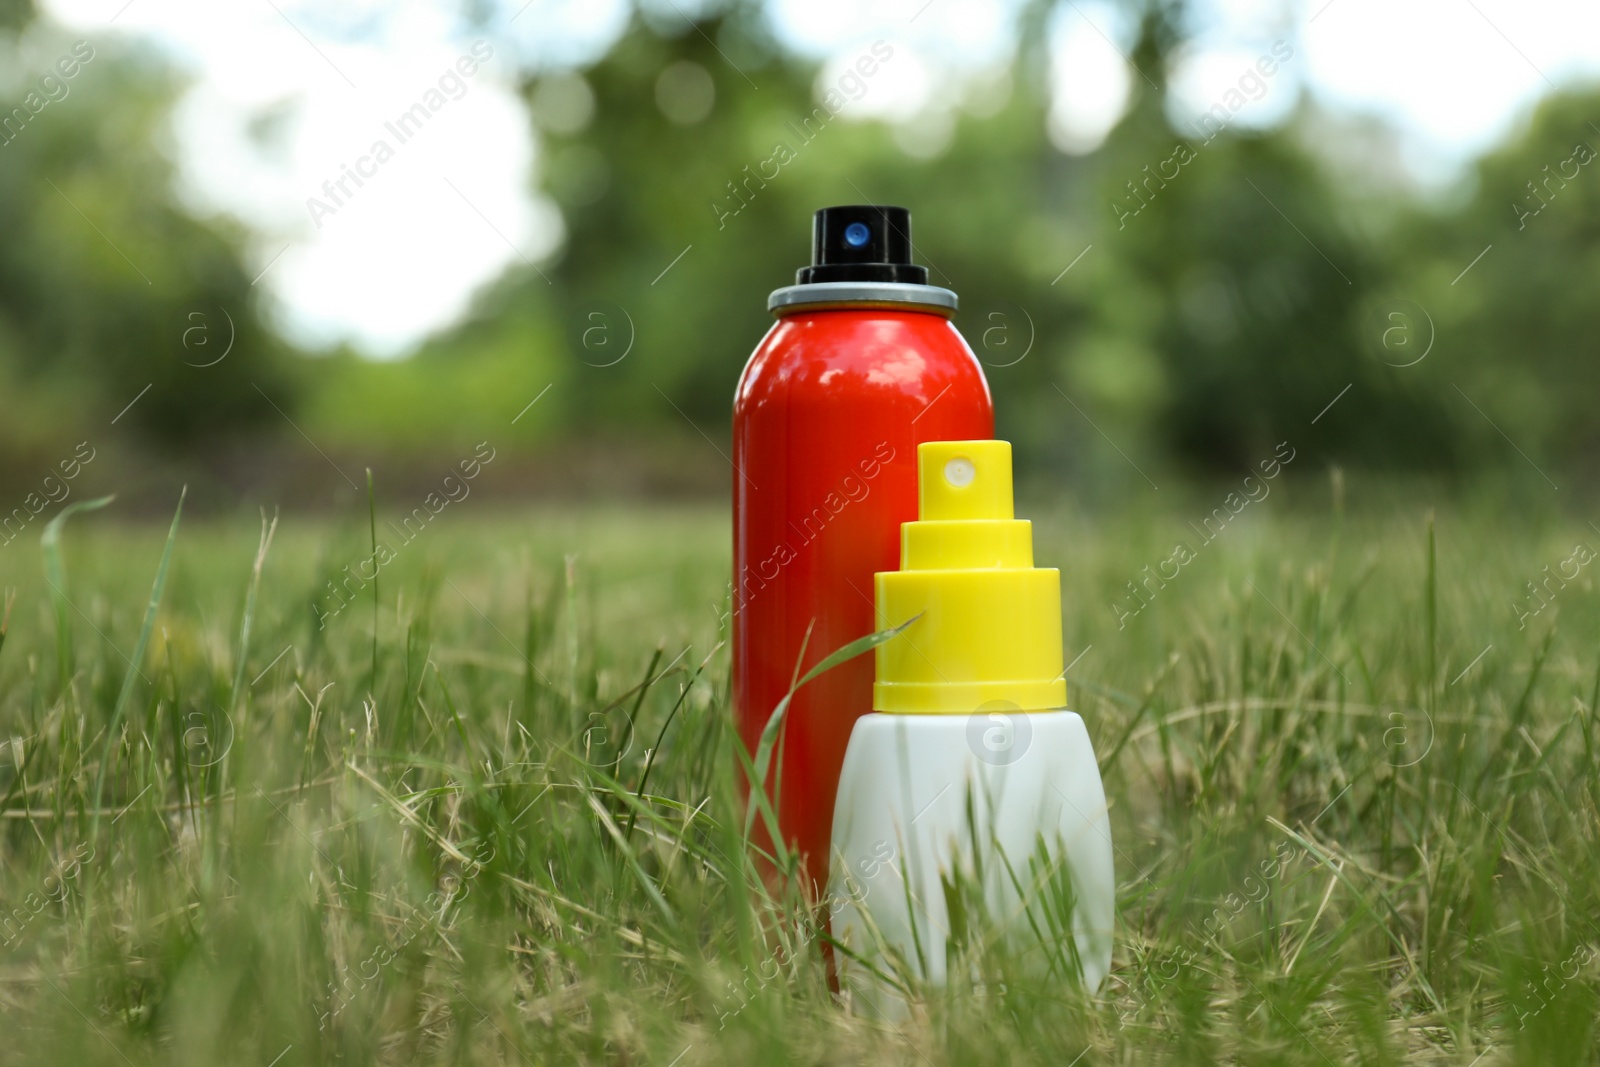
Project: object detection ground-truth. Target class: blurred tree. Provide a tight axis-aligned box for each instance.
[1395,88,1600,477]
[443,0,1099,456]
[438,0,1462,478]
[4,0,1559,482]
[0,0,33,32]
[0,33,298,448]
[1079,15,1460,474]
[444,0,824,433]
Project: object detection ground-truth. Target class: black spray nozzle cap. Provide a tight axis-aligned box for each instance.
[796,205,929,285]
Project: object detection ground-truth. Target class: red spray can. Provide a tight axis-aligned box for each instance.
[732,205,993,892]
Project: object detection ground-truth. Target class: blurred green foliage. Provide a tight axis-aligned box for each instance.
[3,1,1599,484]
[0,0,32,33]
[410,1,1599,481]
[1402,90,1600,473]
[0,33,298,452]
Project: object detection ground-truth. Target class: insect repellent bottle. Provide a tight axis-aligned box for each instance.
[733,206,993,893]
[828,440,1114,1017]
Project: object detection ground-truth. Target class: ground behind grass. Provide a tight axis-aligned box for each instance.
[1,481,1598,1064]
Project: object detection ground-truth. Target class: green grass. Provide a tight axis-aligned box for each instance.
[2,485,1598,1064]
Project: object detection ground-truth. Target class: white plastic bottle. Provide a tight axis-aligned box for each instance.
[827,440,1115,1018]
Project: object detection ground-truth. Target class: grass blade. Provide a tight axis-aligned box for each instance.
[751,614,921,791]
[367,468,379,696]
[231,509,279,710]
[92,486,185,836]
[627,643,720,841]
[39,494,115,692]
[0,589,13,664]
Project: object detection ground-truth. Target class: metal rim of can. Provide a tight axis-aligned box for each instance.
[767,282,959,317]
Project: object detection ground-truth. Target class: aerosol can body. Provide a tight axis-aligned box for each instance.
[732,206,992,891]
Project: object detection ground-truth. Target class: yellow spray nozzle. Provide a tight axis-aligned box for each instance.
[902,442,1033,572]
[874,440,1067,714]
[917,440,1013,521]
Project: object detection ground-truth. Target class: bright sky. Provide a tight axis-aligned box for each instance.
[36,0,1600,356]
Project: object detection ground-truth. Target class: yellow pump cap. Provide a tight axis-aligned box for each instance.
[873,440,1067,714]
